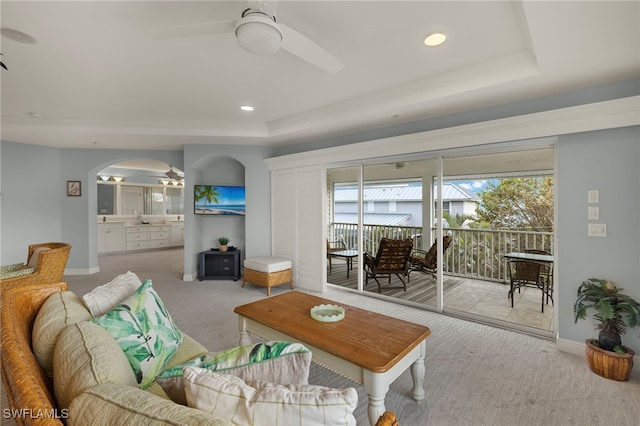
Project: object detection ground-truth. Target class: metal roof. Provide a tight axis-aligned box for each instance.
[334,213,412,226]
[334,183,479,202]
[438,184,481,202]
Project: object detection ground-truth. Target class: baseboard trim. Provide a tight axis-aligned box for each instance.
[557,337,640,373]
[64,266,99,275]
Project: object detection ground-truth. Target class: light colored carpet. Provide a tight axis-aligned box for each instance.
[4,248,639,425]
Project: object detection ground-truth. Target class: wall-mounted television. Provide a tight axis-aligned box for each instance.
[194,185,246,216]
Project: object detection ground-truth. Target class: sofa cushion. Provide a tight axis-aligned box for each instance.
[53,321,138,410]
[156,341,311,405]
[243,257,292,273]
[0,263,35,278]
[91,279,183,389]
[163,333,208,370]
[146,333,208,400]
[82,271,142,317]
[183,367,358,426]
[68,383,231,426]
[27,246,51,268]
[32,291,92,377]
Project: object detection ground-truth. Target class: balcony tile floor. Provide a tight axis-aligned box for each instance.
[328,259,554,333]
[443,278,554,331]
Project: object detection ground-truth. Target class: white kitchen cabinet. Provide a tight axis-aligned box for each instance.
[171,222,184,246]
[97,222,126,253]
[126,225,171,251]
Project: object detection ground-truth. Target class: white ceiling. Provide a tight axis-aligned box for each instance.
[1,1,638,151]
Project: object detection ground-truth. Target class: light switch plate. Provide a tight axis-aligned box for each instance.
[588,206,599,220]
[588,223,607,237]
[588,190,599,203]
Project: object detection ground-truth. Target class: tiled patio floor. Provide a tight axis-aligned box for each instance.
[443,277,554,332]
[328,259,554,333]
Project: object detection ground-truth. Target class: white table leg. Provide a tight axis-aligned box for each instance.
[410,340,426,401]
[363,372,389,426]
[238,316,252,346]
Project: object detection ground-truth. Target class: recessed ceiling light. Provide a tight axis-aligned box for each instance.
[1,28,37,44]
[424,32,447,47]
[240,105,254,112]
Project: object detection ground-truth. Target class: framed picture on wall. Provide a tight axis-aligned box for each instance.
[67,180,81,197]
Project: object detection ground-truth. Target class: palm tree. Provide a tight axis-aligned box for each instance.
[195,186,221,205]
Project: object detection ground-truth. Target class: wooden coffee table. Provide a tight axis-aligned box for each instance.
[234,291,431,425]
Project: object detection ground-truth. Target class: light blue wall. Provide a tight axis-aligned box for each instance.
[1,143,183,269]
[1,142,62,263]
[183,144,272,279]
[556,127,640,353]
[1,142,273,275]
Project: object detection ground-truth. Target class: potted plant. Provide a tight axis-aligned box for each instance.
[573,278,640,381]
[217,237,230,252]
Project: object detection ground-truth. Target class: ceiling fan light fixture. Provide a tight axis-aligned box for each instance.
[235,12,282,55]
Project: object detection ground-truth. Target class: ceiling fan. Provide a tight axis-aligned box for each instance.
[148,166,184,181]
[156,0,344,74]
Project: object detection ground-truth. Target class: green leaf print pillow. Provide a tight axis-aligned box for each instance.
[156,341,311,404]
[91,279,183,389]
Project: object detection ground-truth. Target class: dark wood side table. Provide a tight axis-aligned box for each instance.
[198,249,241,281]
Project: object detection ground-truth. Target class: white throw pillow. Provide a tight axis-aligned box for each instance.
[183,367,358,426]
[82,271,142,316]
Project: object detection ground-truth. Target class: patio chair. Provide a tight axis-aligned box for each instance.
[507,259,553,313]
[327,236,347,273]
[363,238,413,292]
[408,235,453,281]
[1,242,71,292]
[525,249,553,304]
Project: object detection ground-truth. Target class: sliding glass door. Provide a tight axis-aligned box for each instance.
[326,166,362,289]
[326,145,556,337]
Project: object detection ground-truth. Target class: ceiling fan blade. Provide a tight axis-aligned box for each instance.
[153,20,235,40]
[280,23,344,74]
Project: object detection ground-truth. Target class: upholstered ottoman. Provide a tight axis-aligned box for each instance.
[242,257,293,296]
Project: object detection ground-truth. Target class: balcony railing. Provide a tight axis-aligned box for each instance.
[329,222,553,283]
[329,222,423,255]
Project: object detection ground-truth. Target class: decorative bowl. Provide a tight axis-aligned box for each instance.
[310,304,345,322]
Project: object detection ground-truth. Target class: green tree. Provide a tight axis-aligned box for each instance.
[476,177,553,231]
[443,213,469,228]
[195,186,221,205]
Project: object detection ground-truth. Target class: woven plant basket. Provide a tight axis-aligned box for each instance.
[584,339,634,381]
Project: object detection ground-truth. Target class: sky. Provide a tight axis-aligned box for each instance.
[452,179,497,194]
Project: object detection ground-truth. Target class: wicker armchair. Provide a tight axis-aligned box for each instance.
[1,242,71,292]
[1,282,67,426]
[408,235,452,280]
[363,238,413,292]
